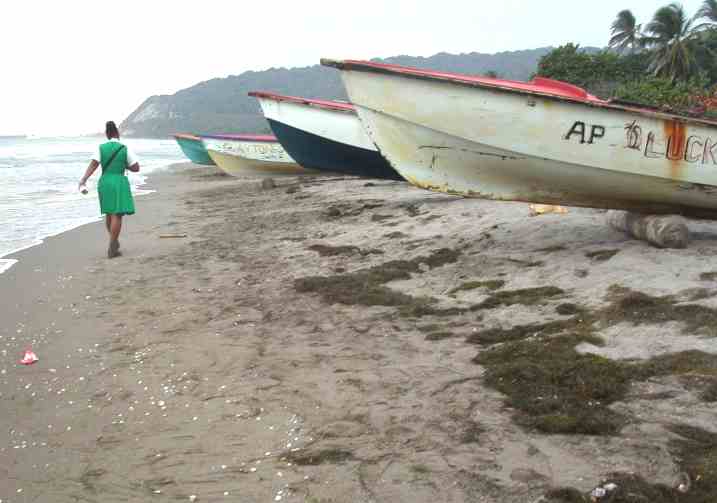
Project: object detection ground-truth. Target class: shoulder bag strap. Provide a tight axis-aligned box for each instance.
[103,145,127,172]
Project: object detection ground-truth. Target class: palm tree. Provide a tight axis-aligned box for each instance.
[695,0,717,30]
[609,10,643,54]
[643,3,700,80]
[693,0,717,79]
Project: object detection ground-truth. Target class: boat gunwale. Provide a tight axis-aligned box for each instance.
[173,133,203,141]
[249,91,355,114]
[200,134,279,143]
[321,58,717,128]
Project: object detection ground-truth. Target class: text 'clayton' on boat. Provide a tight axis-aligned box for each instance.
[200,134,310,177]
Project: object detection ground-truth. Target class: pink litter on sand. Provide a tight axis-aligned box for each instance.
[20,349,39,365]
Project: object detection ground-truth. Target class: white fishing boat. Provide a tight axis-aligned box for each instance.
[322,59,717,218]
[200,134,309,177]
[249,91,402,180]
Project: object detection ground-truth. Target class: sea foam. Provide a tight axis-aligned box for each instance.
[0,136,182,274]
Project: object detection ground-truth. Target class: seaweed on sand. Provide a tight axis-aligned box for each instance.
[398,286,565,318]
[475,334,629,435]
[546,425,717,502]
[294,248,460,307]
[699,271,717,281]
[602,286,717,336]
[667,424,717,502]
[467,318,589,345]
[449,280,505,295]
[307,244,383,257]
[286,447,354,465]
[476,286,564,309]
[425,331,454,341]
[471,286,717,435]
[585,249,620,262]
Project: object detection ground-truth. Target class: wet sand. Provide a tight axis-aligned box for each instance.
[2,163,717,502]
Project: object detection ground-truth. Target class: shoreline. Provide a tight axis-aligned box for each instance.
[0,162,234,501]
[2,163,717,502]
[0,163,179,275]
[0,217,100,274]
[0,136,182,275]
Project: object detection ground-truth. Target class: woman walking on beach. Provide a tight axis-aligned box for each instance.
[79,121,140,258]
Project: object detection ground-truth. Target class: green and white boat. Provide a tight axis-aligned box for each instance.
[173,133,216,165]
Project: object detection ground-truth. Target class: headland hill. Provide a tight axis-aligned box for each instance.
[120,46,604,138]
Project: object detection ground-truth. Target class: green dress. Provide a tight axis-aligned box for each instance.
[97,141,135,215]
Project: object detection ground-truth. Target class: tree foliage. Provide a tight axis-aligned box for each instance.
[609,10,643,54]
[604,1,717,82]
[537,1,717,111]
[536,44,647,95]
[614,75,710,109]
[695,0,717,30]
[643,3,701,80]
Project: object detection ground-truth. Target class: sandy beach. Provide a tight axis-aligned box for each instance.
[2,163,717,503]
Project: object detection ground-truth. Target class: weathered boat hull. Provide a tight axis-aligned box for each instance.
[205,149,309,177]
[252,93,403,180]
[173,134,215,166]
[326,60,717,217]
[201,135,309,177]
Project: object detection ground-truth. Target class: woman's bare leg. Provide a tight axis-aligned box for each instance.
[110,215,122,242]
[105,215,111,234]
[108,215,123,258]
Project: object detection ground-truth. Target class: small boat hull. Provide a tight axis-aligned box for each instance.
[201,135,309,177]
[325,59,717,218]
[206,149,309,177]
[251,92,403,180]
[266,119,402,180]
[173,134,215,165]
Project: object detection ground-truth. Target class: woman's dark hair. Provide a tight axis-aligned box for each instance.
[105,121,120,139]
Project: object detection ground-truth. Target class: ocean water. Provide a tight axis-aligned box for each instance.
[0,137,184,274]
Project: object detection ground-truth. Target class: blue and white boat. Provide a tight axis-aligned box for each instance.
[249,91,403,180]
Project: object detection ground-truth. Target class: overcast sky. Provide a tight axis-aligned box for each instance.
[0,0,706,136]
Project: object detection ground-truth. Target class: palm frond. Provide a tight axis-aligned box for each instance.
[696,0,717,23]
[609,9,643,54]
[646,4,686,37]
[644,3,701,80]
[611,9,637,34]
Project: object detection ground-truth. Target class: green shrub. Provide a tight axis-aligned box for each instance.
[536,44,647,96]
[614,75,711,109]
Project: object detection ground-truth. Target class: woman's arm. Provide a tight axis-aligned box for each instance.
[126,147,140,173]
[79,160,99,187]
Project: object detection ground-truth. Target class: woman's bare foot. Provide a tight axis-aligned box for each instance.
[108,240,120,258]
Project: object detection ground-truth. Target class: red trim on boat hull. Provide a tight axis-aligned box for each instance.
[321,58,717,126]
[200,134,278,142]
[322,59,602,102]
[249,91,354,113]
[173,133,202,141]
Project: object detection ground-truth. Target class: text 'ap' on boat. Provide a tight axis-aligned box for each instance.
[249,91,403,180]
[322,58,717,219]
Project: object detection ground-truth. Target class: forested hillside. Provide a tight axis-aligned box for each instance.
[121,48,565,137]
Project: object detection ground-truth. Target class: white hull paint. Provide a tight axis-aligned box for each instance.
[256,98,377,151]
[201,137,308,177]
[338,68,717,217]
